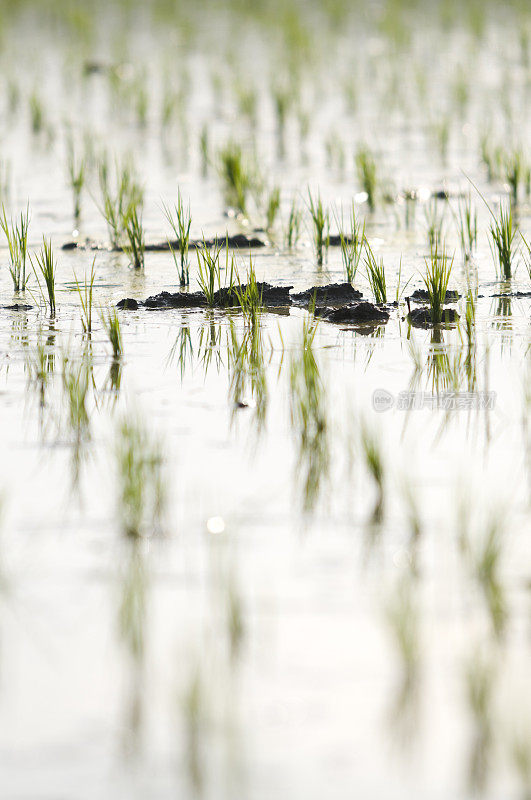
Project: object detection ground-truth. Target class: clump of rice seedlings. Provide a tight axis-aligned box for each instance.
[360,420,385,525]
[364,240,387,304]
[265,186,281,232]
[115,413,166,539]
[355,145,378,211]
[307,188,329,266]
[123,202,145,269]
[98,156,143,248]
[488,202,516,280]
[101,306,123,359]
[73,258,96,336]
[32,237,56,316]
[196,237,223,307]
[422,239,454,324]
[29,91,44,134]
[336,202,365,284]
[218,141,250,214]
[0,203,30,292]
[289,315,329,513]
[162,192,191,286]
[67,142,86,223]
[285,196,302,248]
[455,191,478,260]
[424,197,445,249]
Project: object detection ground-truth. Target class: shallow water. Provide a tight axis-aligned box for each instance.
[0,2,530,798]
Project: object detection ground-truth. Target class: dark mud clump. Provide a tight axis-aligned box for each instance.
[318,302,390,324]
[408,289,460,303]
[63,233,266,252]
[490,290,531,299]
[120,282,292,311]
[213,283,292,307]
[143,291,207,309]
[408,307,459,327]
[291,283,363,308]
[116,298,139,310]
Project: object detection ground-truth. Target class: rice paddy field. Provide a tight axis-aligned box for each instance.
[0,0,530,797]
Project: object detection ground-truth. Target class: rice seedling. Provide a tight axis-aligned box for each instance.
[424,197,446,249]
[273,83,291,157]
[421,239,454,324]
[236,83,258,129]
[62,355,90,444]
[168,323,193,380]
[67,142,86,223]
[360,420,385,525]
[480,134,502,182]
[32,237,56,316]
[265,186,281,232]
[73,259,96,336]
[162,192,192,286]
[307,188,329,266]
[285,196,302,248]
[364,240,387,304]
[455,191,478,259]
[228,310,268,434]
[26,328,55,410]
[118,541,147,662]
[386,572,421,742]
[218,141,250,214]
[196,237,223,307]
[336,202,365,284]
[289,315,329,513]
[199,124,209,176]
[488,202,516,280]
[29,91,44,134]
[504,148,525,205]
[115,413,166,539]
[62,353,92,487]
[355,145,378,211]
[123,202,145,269]
[101,306,123,359]
[98,156,143,248]
[0,203,30,292]
[234,257,263,324]
[521,232,531,279]
[432,116,450,164]
[474,513,507,639]
[465,653,496,795]
[510,727,531,800]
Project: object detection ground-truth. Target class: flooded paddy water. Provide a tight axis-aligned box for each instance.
[0,0,530,797]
